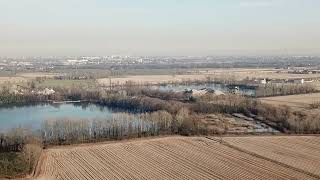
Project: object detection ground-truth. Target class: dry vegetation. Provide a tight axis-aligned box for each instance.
[34,136,320,180]
[198,114,264,134]
[0,129,42,179]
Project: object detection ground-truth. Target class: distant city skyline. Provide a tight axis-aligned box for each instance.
[0,0,319,56]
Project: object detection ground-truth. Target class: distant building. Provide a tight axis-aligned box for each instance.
[293,79,304,84]
[37,88,55,95]
[287,78,304,84]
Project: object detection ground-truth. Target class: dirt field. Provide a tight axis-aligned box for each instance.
[259,93,320,110]
[98,74,208,86]
[98,68,320,86]
[35,79,97,88]
[34,136,320,180]
[0,76,28,84]
[224,136,320,177]
[16,73,58,78]
[0,73,58,85]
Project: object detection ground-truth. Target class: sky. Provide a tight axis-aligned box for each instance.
[0,0,319,56]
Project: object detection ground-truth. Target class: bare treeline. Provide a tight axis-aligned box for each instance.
[0,86,50,105]
[42,109,206,145]
[0,84,101,105]
[98,94,186,114]
[0,129,28,152]
[255,84,318,97]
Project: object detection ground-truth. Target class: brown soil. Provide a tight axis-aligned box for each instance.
[34,136,319,180]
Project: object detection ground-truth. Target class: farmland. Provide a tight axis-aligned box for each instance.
[259,93,320,110]
[0,76,28,84]
[35,79,97,88]
[0,73,57,85]
[97,68,320,86]
[1,67,320,179]
[1,68,320,91]
[34,136,320,180]
[224,136,320,177]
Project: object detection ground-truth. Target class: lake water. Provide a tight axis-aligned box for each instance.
[0,103,118,131]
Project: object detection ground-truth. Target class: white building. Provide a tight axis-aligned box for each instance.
[261,79,267,84]
[37,88,55,95]
[293,79,304,84]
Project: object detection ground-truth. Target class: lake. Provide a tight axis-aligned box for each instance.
[0,103,119,131]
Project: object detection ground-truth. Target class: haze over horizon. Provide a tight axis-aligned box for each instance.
[1,0,319,56]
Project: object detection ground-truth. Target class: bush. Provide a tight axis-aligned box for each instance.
[0,143,42,178]
[310,102,320,109]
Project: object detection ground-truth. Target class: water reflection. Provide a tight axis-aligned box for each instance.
[0,103,127,131]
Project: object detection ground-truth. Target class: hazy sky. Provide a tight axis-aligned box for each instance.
[0,0,319,56]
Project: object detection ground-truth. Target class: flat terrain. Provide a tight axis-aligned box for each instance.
[0,73,58,85]
[98,74,209,85]
[16,73,58,78]
[0,76,28,84]
[2,68,320,88]
[35,136,320,180]
[259,93,320,110]
[97,68,320,86]
[35,79,97,88]
[224,136,320,177]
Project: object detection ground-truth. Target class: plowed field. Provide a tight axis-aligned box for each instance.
[34,136,320,180]
[224,136,320,177]
[259,93,320,110]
